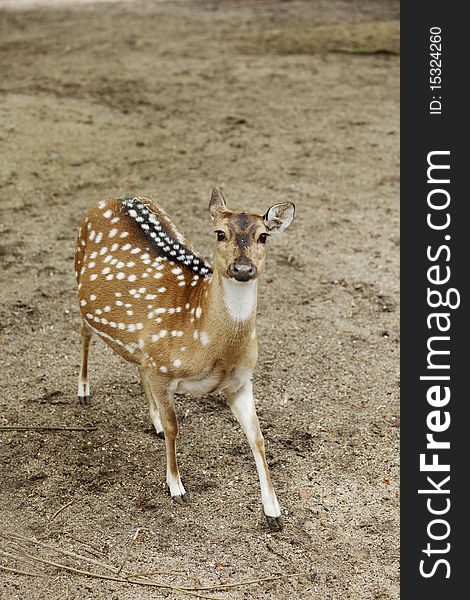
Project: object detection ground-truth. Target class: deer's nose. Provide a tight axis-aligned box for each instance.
[229,257,257,281]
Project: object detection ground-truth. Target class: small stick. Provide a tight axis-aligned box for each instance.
[3,534,118,574]
[66,535,108,558]
[174,571,308,592]
[50,500,74,522]
[266,543,292,562]
[126,569,201,581]
[0,426,97,432]
[0,563,41,577]
[116,528,140,575]
[11,549,223,600]
[3,533,306,597]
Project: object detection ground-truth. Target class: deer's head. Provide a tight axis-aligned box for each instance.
[209,187,295,282]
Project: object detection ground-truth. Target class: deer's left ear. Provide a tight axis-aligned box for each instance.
[263,202,295,233]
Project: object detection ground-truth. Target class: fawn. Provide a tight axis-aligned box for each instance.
[75,187,295,531]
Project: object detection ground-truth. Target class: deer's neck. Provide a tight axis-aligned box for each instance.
[221,276,258,323]
[197,271,258,335]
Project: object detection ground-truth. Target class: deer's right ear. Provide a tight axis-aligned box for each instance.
[209,187,227,219]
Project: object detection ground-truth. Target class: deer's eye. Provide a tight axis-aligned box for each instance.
[258,233,268,244]
[216,230,226,242]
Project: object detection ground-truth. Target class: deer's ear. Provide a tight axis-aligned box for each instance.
[263,202,295,233]
[209,187,227,219]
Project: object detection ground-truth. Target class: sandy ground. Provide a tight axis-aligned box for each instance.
[0,1,400,598]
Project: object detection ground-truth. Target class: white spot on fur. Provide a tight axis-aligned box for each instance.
[200,331,210,346]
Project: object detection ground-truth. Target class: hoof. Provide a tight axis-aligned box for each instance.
[266,515,284,532]
[78,395,91,405]
[166,484,189,504]
[172,493,188,505]
[156,430,165,440]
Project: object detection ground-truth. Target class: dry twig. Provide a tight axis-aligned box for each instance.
[1,531,306,599]
[4,547,223,600]
[0,426,96,432]
[117,528,140,575]
[2,534,118,574]
[0,563,41,577]
[66,535,108,558]
[50,500,74,522]
[126,569,201,581]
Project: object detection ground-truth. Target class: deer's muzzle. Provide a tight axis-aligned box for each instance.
[228,257,257,281]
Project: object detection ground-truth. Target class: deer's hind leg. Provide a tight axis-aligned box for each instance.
[78,320,93,404]
[139,367,164,439]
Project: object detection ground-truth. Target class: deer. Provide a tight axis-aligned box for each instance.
[74,187,295,531]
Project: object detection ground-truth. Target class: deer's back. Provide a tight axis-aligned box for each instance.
[75,197,213,372]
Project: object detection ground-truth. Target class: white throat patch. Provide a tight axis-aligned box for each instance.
[222,278,257,322]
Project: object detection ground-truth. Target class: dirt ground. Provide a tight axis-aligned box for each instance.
[0,1,400,598]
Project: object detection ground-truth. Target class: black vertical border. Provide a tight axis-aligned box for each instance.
[401,4,467,597]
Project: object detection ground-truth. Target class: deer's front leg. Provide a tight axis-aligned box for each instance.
[145,371,187,504]
[226,380,283,531]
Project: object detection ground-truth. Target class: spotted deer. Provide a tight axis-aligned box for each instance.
[75,187,295,531]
